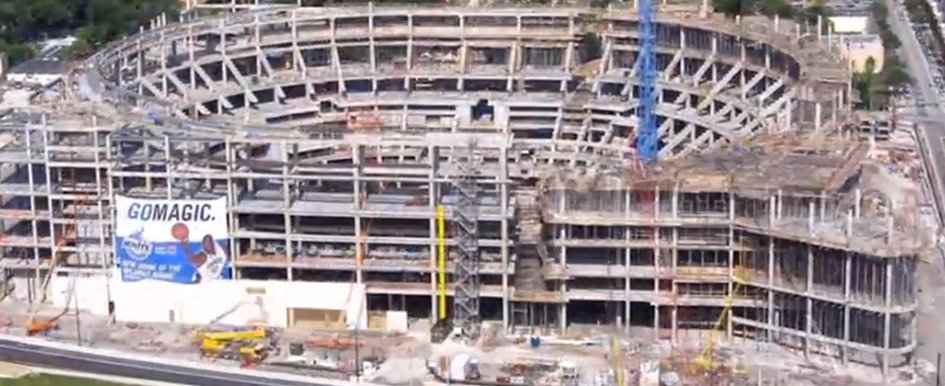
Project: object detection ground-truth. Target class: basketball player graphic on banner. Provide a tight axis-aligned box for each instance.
[171,222,228,283]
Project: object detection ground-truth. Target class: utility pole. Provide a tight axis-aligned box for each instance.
[74,282,82,346]
[353,291,364,381]
[354,325,360,381]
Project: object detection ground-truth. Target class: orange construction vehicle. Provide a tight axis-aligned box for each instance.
[26,297,71,336]
[310,334,361,349]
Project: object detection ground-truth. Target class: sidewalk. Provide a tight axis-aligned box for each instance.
[29,367,190,386]
[0,362,31,379]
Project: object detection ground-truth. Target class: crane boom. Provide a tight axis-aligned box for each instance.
[636,0,659,165]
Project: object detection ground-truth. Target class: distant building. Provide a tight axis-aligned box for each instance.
[37,37,77,59]
[828,15,870,34]
[821,0,872,16]
[824,34,885,73]
[4,57,68,87]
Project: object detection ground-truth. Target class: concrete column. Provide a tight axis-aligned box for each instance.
[882,260,893,376]
[459,42,469,75]
[625,190,632,335]
[162,34,170,96]
[560,229,568,335]
[163,136,173,199]
[254,15,262,77]
[653,304,660,341]
[282,141,293,281]
[764,43,771,70]
[710,34,718,82]
[353,145,364,286]
[654,187,661,219]
[804,246,813,357]
[563,41,574,72]
[671,307,678,343]
[368,11,376,74]
[808,201,815,235]
[671,186,679,218]
[769,196,776,228]
[499,144,510,330]
[842,252,851,364]
[507,42,518,92]
[406,15,414,71]
[727,192,736,340]
[854,189,862,218]
[815,102,822,132]
[679,29,687,75]
[654,220,661,341]
[819,191,826,222]
[767,237,775,341]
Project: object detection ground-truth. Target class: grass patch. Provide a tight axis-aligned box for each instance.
[0,373,139,386]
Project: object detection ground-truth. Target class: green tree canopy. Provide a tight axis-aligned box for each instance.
[0,0,178,65]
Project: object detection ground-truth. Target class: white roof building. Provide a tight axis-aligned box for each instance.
[828,16,870,35]
[4,57,68,87]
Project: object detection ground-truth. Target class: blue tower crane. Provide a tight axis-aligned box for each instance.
[636,0,659,165]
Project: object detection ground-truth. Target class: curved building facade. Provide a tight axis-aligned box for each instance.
[0,4,926,375]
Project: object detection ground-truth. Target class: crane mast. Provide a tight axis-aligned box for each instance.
[636,0,659,165]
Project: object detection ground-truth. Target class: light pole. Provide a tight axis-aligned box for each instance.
[354,322,360,381]
[74,281,82,346]
[353,289,366,381]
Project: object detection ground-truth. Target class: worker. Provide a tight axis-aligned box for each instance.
[147,109,164,126]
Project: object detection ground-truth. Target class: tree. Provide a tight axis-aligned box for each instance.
[579,33,603,61]
[881,59,911,88]
[758,0,794,18]
[869,0,888,22]
[855,57,878,109]
[711,0,826,30]
[713,0,756,16]
[0,0,179,65]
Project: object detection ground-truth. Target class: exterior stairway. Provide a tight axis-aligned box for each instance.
[564,82,594,110]
[513,188,548,293]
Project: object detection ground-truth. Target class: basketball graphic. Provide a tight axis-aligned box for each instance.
[171,222,189,241]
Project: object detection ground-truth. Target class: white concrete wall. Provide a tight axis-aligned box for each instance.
[50,272,111,316]
[110,278,367,329]
[846,43,885,73]
[492,102,509,126]
[385,310,409,332]
[455,102,472,125]
[6,271,37,303]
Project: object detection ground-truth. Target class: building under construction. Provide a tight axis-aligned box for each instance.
[0,3,929,376]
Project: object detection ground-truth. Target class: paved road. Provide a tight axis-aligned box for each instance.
[883,0,945,378]
[885,0,945,222]
[0,337,328,386]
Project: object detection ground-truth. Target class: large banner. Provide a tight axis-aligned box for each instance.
[115,196,231,283]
